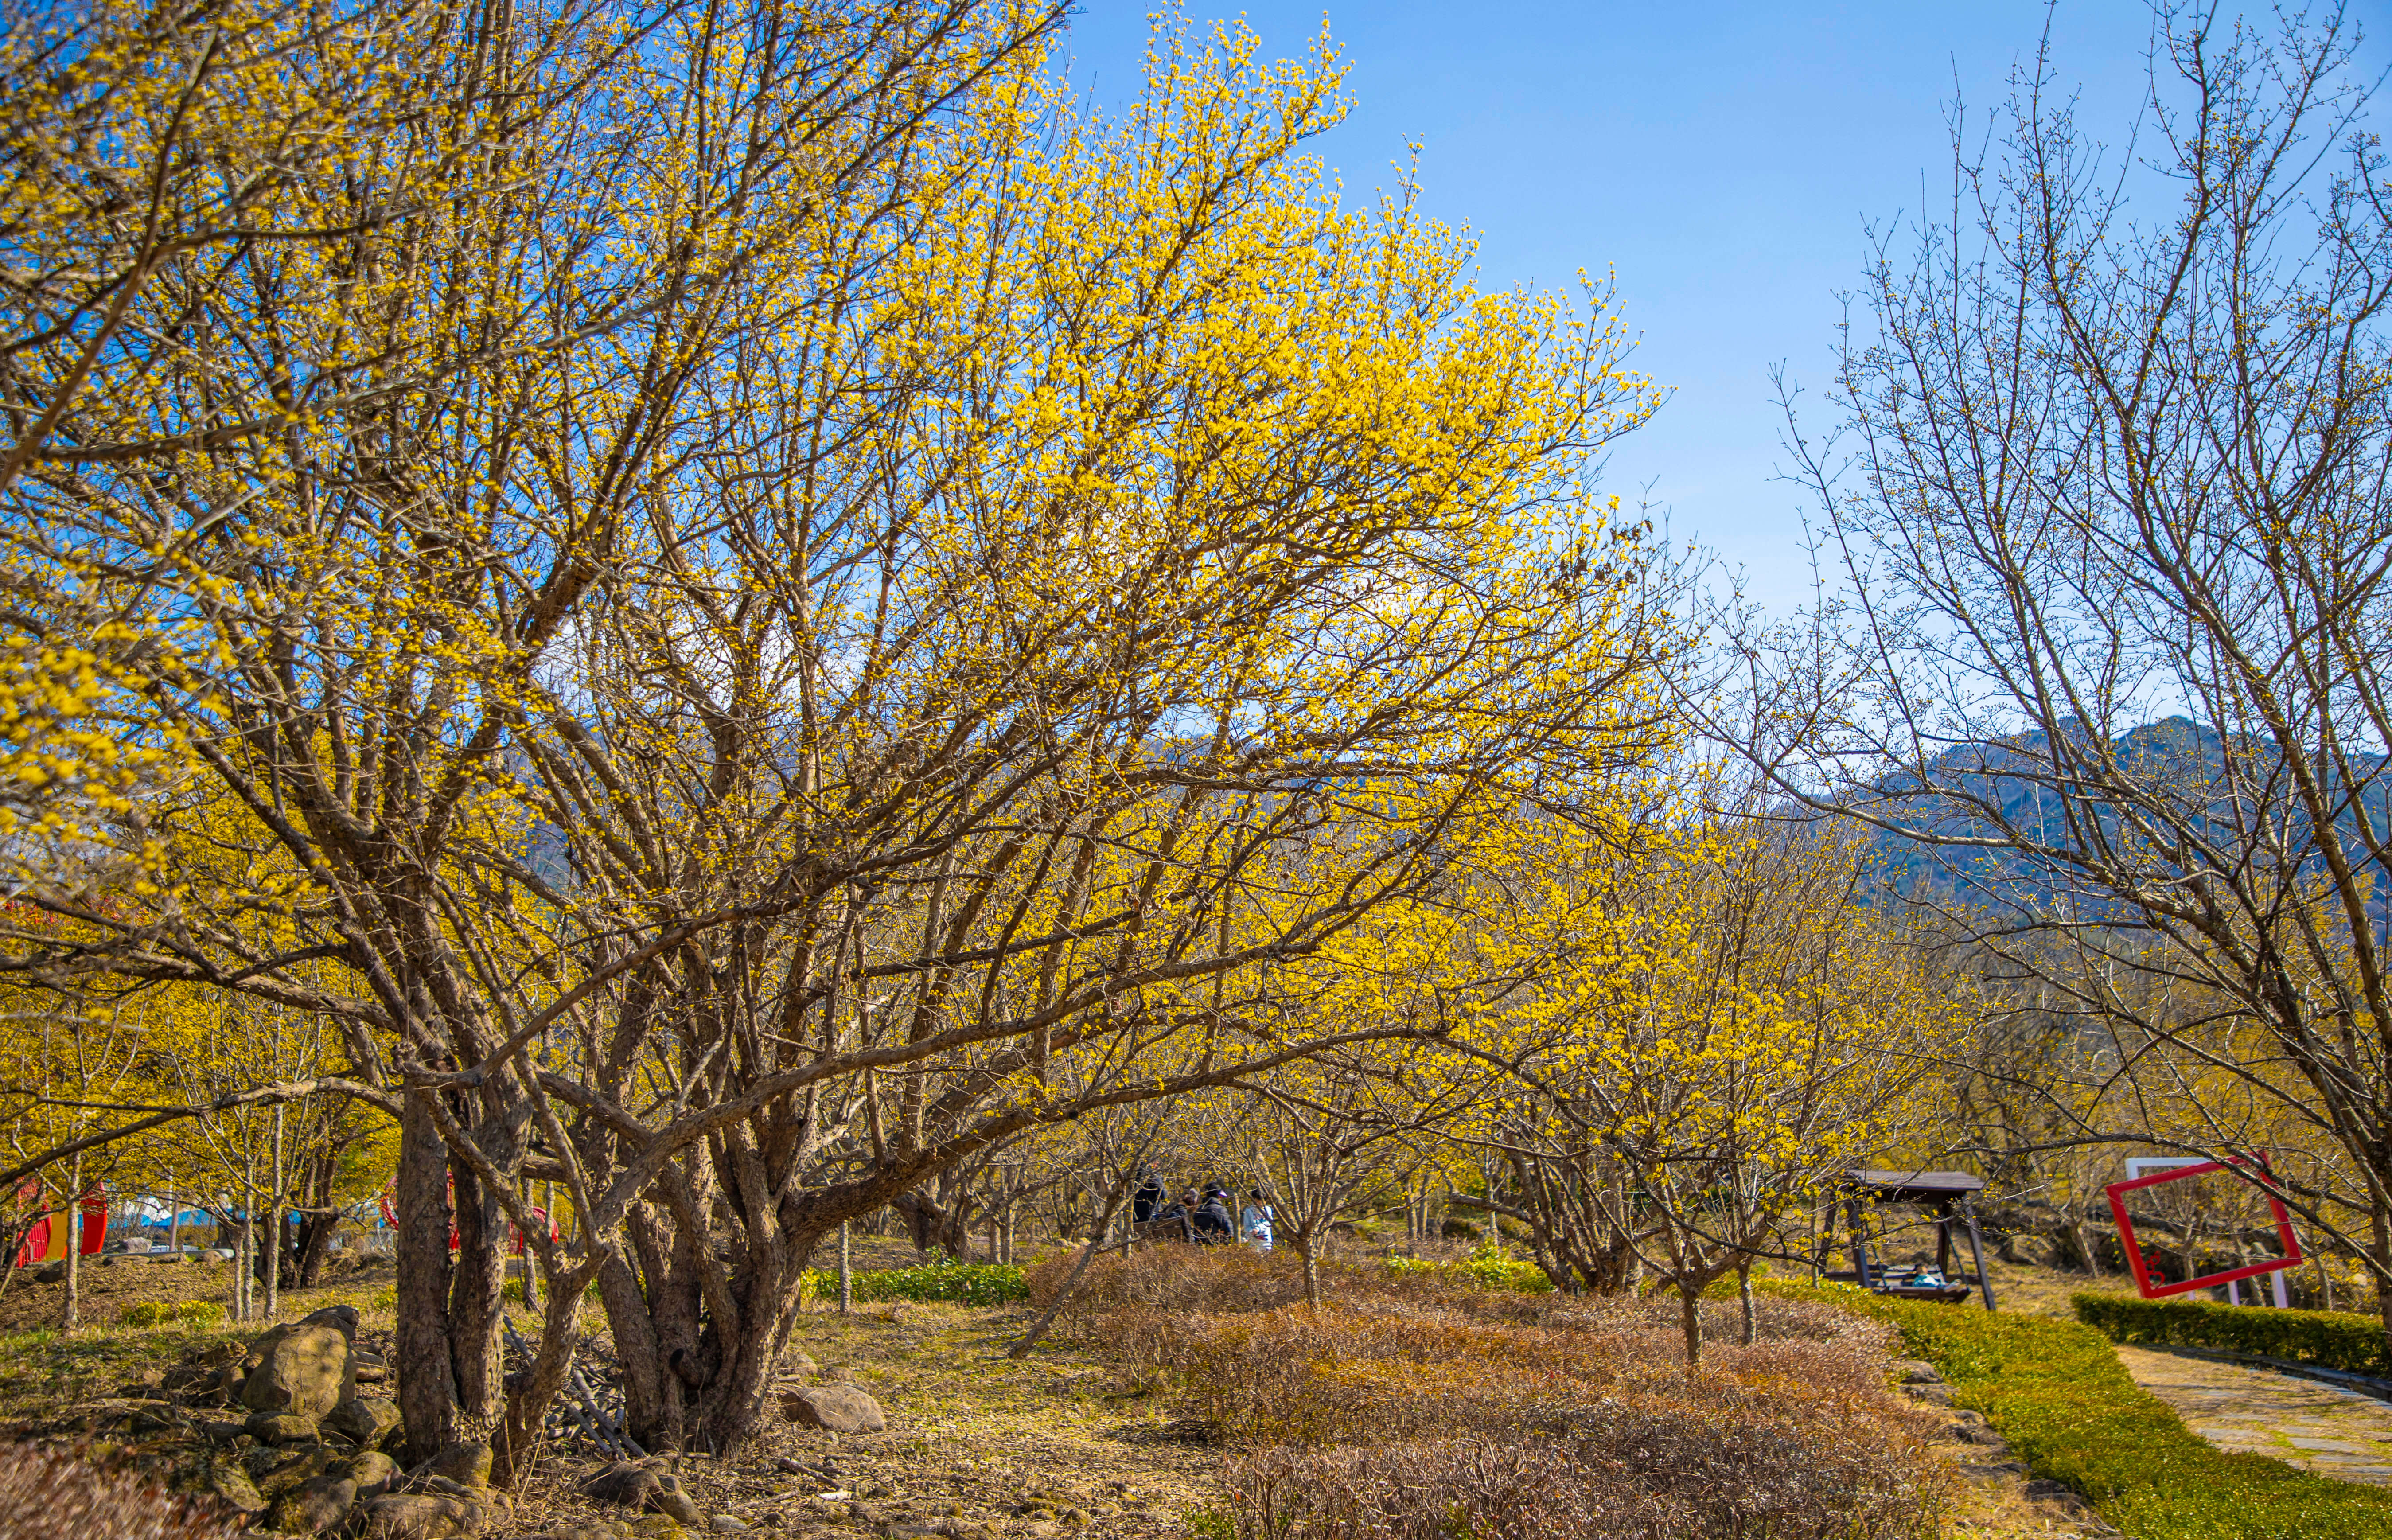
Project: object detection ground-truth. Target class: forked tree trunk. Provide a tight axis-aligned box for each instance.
[597,1214,818,1454]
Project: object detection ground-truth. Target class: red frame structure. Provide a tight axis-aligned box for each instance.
[2104,1156,2302,1300]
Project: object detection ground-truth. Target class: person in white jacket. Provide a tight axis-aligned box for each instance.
[1240,1190,1275,1253]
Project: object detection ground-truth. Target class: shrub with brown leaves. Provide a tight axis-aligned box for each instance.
[1227,1423,1936,1540]
[1026,1243,1309,1320]
[0,1441,241,1540]
[1054,1251,1944,1540]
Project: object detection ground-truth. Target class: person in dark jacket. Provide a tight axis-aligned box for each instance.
[1133,1171,1165,1224]
[1192,1185,1234,1242]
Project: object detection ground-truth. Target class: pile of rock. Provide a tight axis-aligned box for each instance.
[41,1303,520,1536]
[1895,1357,2123,1538]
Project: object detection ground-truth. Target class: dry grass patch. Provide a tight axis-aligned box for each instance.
[1035,1250,1946,1540]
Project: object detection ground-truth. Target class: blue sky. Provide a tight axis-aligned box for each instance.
[1056,2,2389,612]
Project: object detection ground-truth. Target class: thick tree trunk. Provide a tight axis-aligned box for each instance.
[293,1211,340,1288]
[1738,1262,1758,1345]
[597,1215,819,1455]
[394,1092,458,1464]
[496,1271,592,1484]
[448,1159,508,1427]
[895,1188,970,1259]
[2374,1208,2392,1354]
[1677,1283,1703,1369]
[1297,1233,1321,1309]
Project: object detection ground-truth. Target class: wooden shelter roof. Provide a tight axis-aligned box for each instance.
[1845,1169,1986,1204]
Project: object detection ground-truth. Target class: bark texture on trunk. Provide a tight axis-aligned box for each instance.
[449,1159,508,1427]
[600,1207,818,1454]
[393,1094,458,1465]
[58,1157,82,1331]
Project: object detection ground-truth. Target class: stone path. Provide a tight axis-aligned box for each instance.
[2112,1344,2392,1484]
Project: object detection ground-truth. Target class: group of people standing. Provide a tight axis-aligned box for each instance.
[1131,1172,1274,1251]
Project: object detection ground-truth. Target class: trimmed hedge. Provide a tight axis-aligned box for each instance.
[1780,1282,2392,1540]
[801,1259,1030,1307]
[2074,1293,2392,1379]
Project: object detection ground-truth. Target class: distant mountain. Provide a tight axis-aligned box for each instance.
[1848,717,2392,930]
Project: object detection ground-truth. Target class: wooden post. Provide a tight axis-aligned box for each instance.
[1962,1197,1999,1312]
[1847,1197,1873,1288]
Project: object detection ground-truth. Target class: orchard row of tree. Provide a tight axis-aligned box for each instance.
[3,0,2391,1486]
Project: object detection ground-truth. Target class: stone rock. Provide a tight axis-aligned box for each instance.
[406,1440,494,1493]
[2023,1478,2092,1513]
[527,1520,691,1540]
[1893,1360,1942,1384]
[653,1480,703,1526]
[778,1384,885,1433]
[708,1519,751,1533]
[582,1462,662,1509]
[782,1349,821,1378]
[326,1395,404,1447]
[1962,1460,2029,1478]
[1903,1382,1955,1406]
[270,1474,358,1535]
[299,1303,361,1338]
[31,1260,64,1284]
[240,1323,354,1420]
[582,1461,706,1527]
[355,1492,497,1539]
[245,1410,322,1445]
[245,1445,295,1478]
[411,1475,482,1501]
[258,1446,343,1499]
[198,1458,269,1514]
[347,1449,402,1497]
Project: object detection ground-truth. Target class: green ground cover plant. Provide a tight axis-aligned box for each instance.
[113,1302,223,1330]
[1379,1245,1553,1294]
[806,1260,1031,1307]
[2073,1294,2392,1379]
[1782,1283,2392,1539]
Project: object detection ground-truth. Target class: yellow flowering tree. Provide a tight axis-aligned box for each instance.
[0,2,1677,1464]
[1462,814,1955,1365]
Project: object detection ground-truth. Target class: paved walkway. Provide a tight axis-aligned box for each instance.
[2112,1344,2392,1485]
